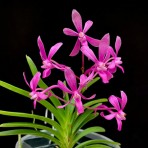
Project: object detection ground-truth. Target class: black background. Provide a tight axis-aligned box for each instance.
[0,1,148,148]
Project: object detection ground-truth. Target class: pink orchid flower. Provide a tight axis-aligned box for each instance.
[107,36,124,73]
[81,34,113,83]
[98,91,127,131]
[57,67,95,114]
[63,9,100,56]
[37,36,64,78]
[23,72,49,109]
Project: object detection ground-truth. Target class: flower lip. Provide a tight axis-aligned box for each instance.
[78,32,85,38]
[42,60,52,68]
[97,62,107,71]
[73,91,81,99]
[30,91,38,100]
[117,110,126,120]
[114,57,122,65]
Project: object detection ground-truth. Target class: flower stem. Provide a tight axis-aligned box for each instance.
[81,53,85,73]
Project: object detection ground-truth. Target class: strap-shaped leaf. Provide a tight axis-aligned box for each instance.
[72,126,105,146]
[0,80,29,98]
[78,113,99,130]
[0,129,60,145]
[84,144,111,148]
[75,139,120,148]
[81,77,100,93]
[84,98,108,107]
[26,55,47,89]
[0,110,62,133]
[39,100,65,125]
[0,122,62,139]
[72,100,106,134]
[72,104,97,134]
[0,79,65,125]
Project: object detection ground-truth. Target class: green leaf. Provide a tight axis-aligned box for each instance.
[78,113,99,130]
[84,144,111,148]
[75,139,120,148]
[72,126,105,146]
[0,110,62,133]
[26,55,47,89]
[0,79,65,125]
[72,98,107,134]
[39,99,65,125]
[0,80,29,98]
[84,98,108,107]
[0,122,62,139]
[72,106,98,134]
[81,77,100,93]
[0,129,60,145]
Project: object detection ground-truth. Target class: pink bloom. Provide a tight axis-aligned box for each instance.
[107,36,124,73]
[81,34,113,83]
[57,67,95,114]
[63,9,100,56]
[99,91,127,131]
[23,72,49,109]
[37,36,64,78]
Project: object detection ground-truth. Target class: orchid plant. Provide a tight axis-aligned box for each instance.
[0,9,127,148]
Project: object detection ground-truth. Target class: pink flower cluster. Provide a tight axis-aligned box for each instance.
[24,9,127,131]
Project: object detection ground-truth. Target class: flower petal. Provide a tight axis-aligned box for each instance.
[80,74,87,85]
[116,118,122,131]
[104,47,112,62]
[99,42,109,61]
[33,99,37,109]
[83,20,93,33]
[30,72,41,90]
[58,80,72,94]
[72,9,82,32]
[101,33,110,45]
[48,42,63,60]
[37,36,47,60]
[81,45,98,62]
[109,95,120,111]
[79,71,94,88]
[70,39,80,56]
[63,28,78,36]
[100,112,116,120]
[108,61,116,69]
[42,69,51,78]
[75,97,84,114]
[98,71,109,83]
[64,68,77,91]
[106,71,113,80]
[38,92,48,100]
[85,35,100,47]
[120,91,127,110]
[115,36,121,54]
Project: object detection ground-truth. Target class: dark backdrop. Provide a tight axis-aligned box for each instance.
[0,1,148,148]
